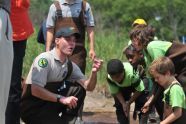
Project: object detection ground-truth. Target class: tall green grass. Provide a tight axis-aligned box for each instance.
[22,30,129,87]
[85,31,128,86]
[22,31,45,77]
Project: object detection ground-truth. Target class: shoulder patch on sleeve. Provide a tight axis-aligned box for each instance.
[38,58,48,68]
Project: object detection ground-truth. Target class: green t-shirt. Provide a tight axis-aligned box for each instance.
[163,83,186,109]
[107,62,145,95]
[144,40,172,68]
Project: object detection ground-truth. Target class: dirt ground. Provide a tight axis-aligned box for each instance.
[20,88,146,124]
[21,90,161,124]
[83,91,139,124]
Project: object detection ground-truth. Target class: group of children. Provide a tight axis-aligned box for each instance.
[106,19,186,124]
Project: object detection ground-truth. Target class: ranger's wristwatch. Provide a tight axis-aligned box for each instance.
[57,95,62,103]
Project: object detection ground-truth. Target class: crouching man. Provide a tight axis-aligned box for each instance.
[21,27,103,124]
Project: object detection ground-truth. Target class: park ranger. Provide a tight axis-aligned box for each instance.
[21,27,103,124]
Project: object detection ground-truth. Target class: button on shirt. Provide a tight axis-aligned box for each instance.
[25,48,86,87]
[46,0,95,28]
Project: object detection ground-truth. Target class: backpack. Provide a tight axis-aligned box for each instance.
[37,20,47,44]
[37,0,86,44]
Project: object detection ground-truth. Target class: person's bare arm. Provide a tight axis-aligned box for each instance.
[115,92,129,117]
[31,83,78,109]
[141,94,154,113]
[80,58,103,91]
[128,91,142,105]
[160,107,182,124]
[115,92,126,105]
[46,28,54,51]
[142,83,163,113]
[31,83,57,102]
[87,26,96,60]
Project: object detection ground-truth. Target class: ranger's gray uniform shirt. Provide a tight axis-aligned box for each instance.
[46,0,95,28]
[26,48,86,87]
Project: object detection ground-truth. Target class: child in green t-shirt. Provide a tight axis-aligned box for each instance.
[130,25,186,120]
[106,59,145,124]
[124,44,154,124]
[149,57,186,124]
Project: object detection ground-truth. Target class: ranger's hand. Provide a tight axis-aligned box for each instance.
[92,58,103,72]
[59,96,78,109]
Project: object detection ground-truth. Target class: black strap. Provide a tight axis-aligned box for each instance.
[64,60,73,81]
[165,82,180,104]
[45,60,73,88]
[82,0,87,25]
[54,1,62,18]
[167,82,180,95]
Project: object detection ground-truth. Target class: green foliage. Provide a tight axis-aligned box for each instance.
[30,0,52,25]
[22,30,45,78]
[90,0,186,41]
[30,0,186,40]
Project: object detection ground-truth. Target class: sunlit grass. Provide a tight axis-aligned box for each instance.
[22,31,45,78]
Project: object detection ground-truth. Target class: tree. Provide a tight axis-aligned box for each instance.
[30,0,52,25]
[91,0,186,41]
[29,0,186,41]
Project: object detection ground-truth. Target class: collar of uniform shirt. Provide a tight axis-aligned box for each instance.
[63,0,81,4]
[50,48,68,64]
[50,48,60,61]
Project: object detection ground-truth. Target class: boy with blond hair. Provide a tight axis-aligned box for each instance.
[149,57,186,124]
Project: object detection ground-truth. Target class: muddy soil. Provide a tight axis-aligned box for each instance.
[83,91,139,124]
[20,89,143,124]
